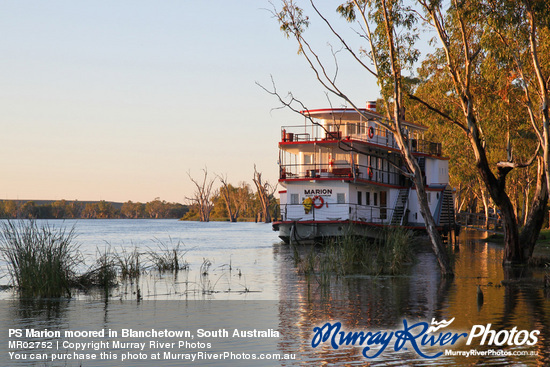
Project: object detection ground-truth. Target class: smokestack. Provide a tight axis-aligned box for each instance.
[366,101,376,112]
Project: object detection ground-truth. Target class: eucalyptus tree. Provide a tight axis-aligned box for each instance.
[486,0,550,257]
[271,0,454,275]
[217,174,240,222]
[412,0,549,264]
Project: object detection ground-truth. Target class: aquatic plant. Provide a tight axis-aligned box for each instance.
[377,226,414,274]
[293,226,414,284]
[77,247,118,291]
[114,246,141,279]
[345,226,414,275]
[0,220,81,298]
[147,239,189,272]
[200,258,212,276]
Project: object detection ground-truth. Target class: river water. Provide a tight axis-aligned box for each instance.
[0,219,548,366]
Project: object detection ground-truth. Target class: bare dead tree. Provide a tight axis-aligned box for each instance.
[253,165,277,223]
[186,168,216,222]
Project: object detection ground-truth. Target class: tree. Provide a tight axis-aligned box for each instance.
[0,201,17,219]
[50,200,67,219]
[20,201,38,219]
[252,165,277,223]
[186,168,216,222]
[217,174,239,222]
[270,0,453,275]
[121,201,145,219]
[235,182,254,219]
[145,198,169,219]
[409,0,548,265]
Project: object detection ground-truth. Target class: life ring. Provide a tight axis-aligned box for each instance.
[312,196,324,209]
[368,126,374,139]
[367,166,373,179]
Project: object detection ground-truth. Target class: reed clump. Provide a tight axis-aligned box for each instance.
[0,221,81,298]
[147,239,189,272]
[294,226,414,282]
[77,248,118,290]
[113,246,141,279]
[365,226,414,275]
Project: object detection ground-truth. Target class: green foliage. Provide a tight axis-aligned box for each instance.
[405,0,544,215]
[276,1,310,40]
[0,221,81,298]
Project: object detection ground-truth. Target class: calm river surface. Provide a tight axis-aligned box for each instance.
[0,219,548,366]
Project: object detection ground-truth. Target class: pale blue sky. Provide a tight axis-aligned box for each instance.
[0,1,380,203]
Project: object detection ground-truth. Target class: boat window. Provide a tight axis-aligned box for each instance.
[291,194,299,205]
[366,192,370,206]
[326,123,337,132]
[304,154,313,165]
[337,193,345,204]
[357,191,362,205]
[358,122,365,135]
[374,193,378,206]
[335,153,347,162]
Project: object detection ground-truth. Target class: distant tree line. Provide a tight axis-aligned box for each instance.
[0,198,188,219]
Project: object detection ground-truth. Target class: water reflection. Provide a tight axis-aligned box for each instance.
[11,299,71,331]
[0,223,549,366]
[275,230,550,366]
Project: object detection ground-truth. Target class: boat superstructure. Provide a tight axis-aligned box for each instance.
[273,102,454,243]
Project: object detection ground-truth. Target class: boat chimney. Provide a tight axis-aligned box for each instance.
[366,101,376,112]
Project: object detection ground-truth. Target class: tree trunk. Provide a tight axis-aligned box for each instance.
[467,124,525,265]
[412,168,454,276]
[480,187,490,230]
[519,159,548,259]
[253,166,275,223]
[377,0,453,276]
[500,200,521,264]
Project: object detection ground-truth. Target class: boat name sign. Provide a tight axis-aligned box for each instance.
[304,189,332,196]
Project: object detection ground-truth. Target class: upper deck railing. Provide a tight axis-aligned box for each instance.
[280,125,442,157]
[280,162,405,186]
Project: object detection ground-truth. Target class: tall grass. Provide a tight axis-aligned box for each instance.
[147,239,189,272]
[113,246,141,279]
[77,247,118,291]
[293,226,414,285]
[0,221,81,298]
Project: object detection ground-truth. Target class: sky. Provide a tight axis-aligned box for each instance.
[0,1,381,204]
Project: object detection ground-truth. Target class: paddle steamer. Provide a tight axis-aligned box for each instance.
[272,102,454,243]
